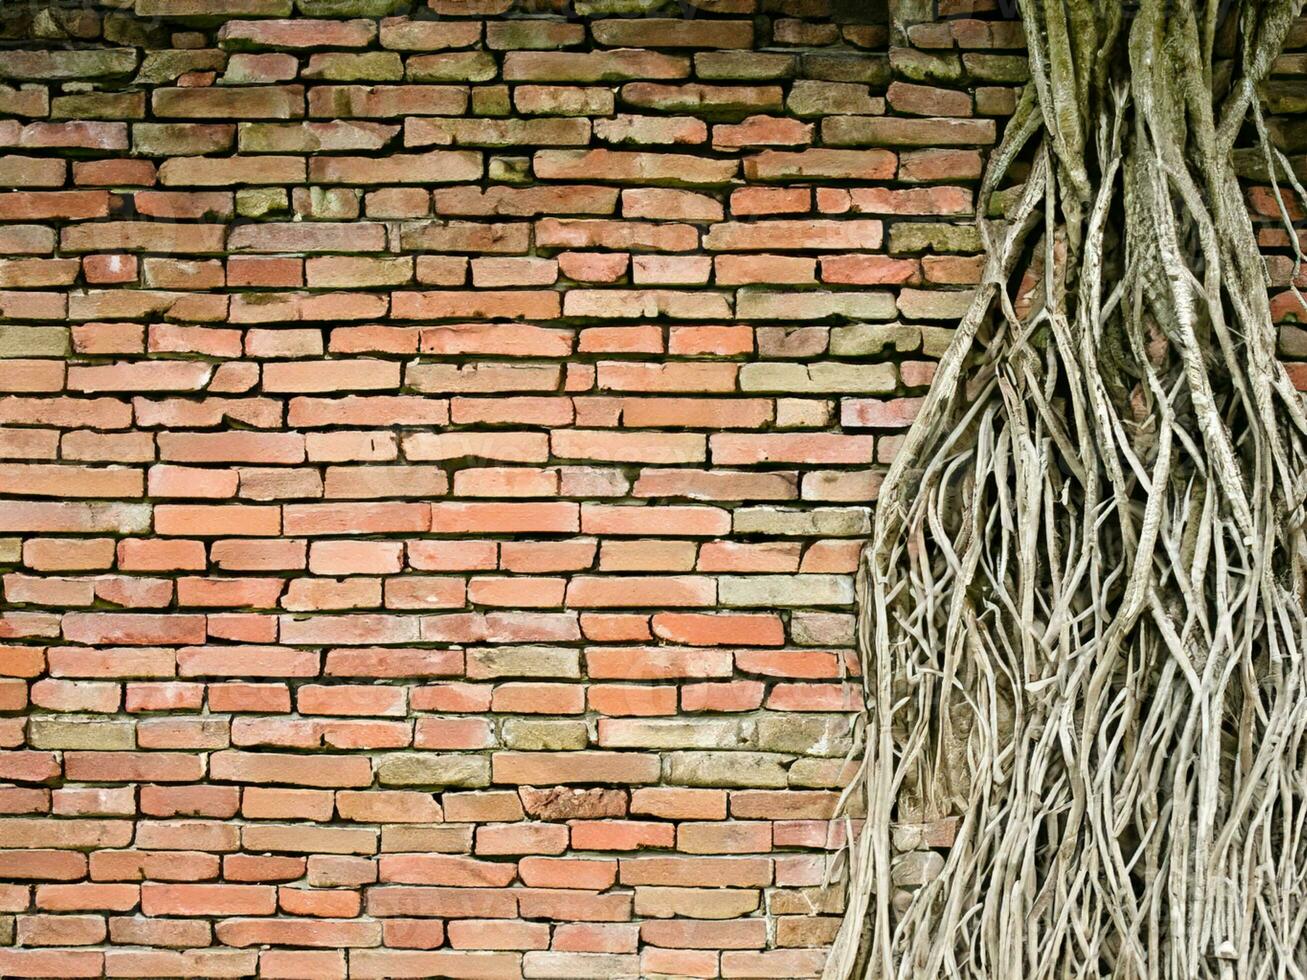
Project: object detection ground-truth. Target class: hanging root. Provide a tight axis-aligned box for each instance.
[825,1,1307,977]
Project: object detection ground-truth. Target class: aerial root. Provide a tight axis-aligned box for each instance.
[824,1,1307,977]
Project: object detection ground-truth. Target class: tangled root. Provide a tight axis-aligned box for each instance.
[825,2,1307,977]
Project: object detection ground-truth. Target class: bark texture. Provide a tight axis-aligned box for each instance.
[827,1,1307,976]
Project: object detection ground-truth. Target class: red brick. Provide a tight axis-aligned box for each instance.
[155,505,280,538]
[476,822,569,855]
[216,916,378,947]
[0,849,88,879]
[558,251,629,282]
[0,950,104,978]
[34,883,139,912]
[566,576,715,608]
[140,882,275,917]
[722,949,827,975]
[581,504,729,537]
[898,147,984,181]
[0,191,110,220]
[283,502,428,535]
[652,613,784,646]
[712,433,875,464]
[621,855,771,888]
[262,950,347,979]
[62,613,205,646]
[429,502,578,534]
[0,751,60,784]
[536,149,736,186]
[446,918,550,950]
[841,396,926,428]
[516,888,631,922]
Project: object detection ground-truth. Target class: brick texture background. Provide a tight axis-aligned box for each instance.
[1,0,1305,977]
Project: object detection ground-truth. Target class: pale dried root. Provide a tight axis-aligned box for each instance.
[825,2,1307,977]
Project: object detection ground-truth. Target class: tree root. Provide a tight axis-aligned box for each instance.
[825,1,1307,977]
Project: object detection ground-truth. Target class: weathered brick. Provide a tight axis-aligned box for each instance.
[787,79,880,117]
[737,292,897,322]
[308,84,469,118]
[705,220,882,252]
[493,751,660,785]
[0,157,66,188]
[823,115,997,146]
[664,753,791,789]
[436,184,618,217]
[594,113,707,144]
[888,221,983,254]
[309,150,482,184]
[536,149,737,186]
[0,49,138,80]
[0,6,1237,966]
[375,754,490,788]
[406,116,590,148]
[503,50,690,82]
[593,19,752,49]
[152,86,305,119]
[744,148,896,181]
[887,80,973,116]
[239,120,398,153]
[696,50,796,79]
[622,83,783,117]
[219,18,377,49]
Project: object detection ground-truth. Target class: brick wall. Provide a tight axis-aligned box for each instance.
[1,0,1304,977]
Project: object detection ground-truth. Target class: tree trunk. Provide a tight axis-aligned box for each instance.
[825,1,1307,976]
